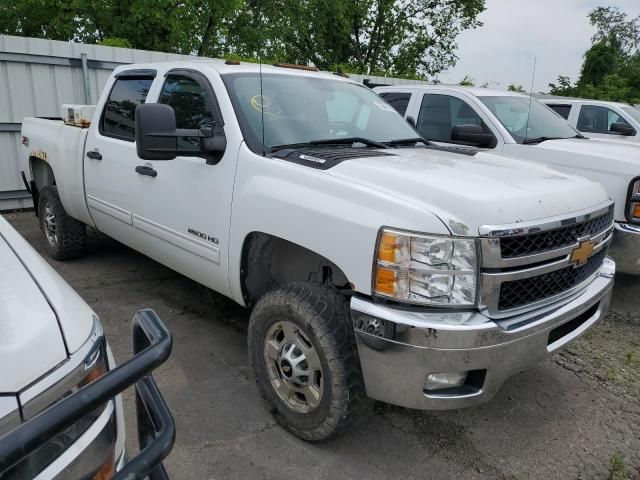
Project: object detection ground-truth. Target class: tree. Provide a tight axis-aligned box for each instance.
[507,83,525,92]
[548,75,576,96]
[0,0,241,55]
[0,0,485,79]
[589,6,640,55]
[459,74,475,86]
[238,0,485,76]
[549,7,640,104]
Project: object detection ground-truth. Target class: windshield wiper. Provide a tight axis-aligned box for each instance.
[521,136,565,145]
[270,137,388,152]
[383,137,431,147]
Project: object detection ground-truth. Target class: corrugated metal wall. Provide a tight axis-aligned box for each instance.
[0,35,429,210]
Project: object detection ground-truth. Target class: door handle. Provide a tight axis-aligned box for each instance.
[86,150,102,160]
[135,165,158,178]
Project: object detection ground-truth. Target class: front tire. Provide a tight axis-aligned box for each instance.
[248,282,365,441]
[38,186,87,260]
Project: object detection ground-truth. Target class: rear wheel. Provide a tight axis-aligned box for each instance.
[38,186,87,260]
[248,282,365,441]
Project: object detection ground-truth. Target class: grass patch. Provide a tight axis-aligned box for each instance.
[608,452,628,480]
[561,321,640,397]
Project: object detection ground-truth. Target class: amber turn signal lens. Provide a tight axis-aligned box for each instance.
[377,232,397,263]
[93,451,115,480]
[375,267,396,295]
[632,202,640,220]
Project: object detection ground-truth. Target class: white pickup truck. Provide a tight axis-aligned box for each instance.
[0,214,173,478]
[375,85,640,274]
[0,213,125,478]
[540,97,640,144]
[21,61,616,441]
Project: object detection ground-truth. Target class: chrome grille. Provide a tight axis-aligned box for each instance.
[479,200,615,318]
[500,209,614,258]
[498,248,607,310]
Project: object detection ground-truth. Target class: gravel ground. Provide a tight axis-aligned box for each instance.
[4,210,640,480]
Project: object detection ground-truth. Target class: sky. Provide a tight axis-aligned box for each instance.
[437,0,640,92]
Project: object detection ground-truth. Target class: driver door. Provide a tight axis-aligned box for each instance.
[414,93,494,149]
[130,69,237,297]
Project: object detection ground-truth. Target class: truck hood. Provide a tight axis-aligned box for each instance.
[328,147,609,235]
[536,138,640,171]
[0,234,67,393]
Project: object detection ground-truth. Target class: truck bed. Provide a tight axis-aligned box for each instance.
[21,117,94,226]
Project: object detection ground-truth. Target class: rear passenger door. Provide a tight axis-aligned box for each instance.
[84,69,155,245]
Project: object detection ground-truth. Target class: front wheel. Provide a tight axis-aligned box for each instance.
[38,186,87,260]
[248,282,365,441]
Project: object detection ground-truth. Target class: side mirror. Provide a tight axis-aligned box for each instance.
[406,116,417,127]
[451,124,495,148]
[136,103,178,160]
[610,122,635,136]
[135,103,226,164]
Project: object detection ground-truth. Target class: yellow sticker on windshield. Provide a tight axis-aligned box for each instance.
[251,95,281,116]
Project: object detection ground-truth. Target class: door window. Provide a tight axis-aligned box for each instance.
[577,105,631,134]
[378,92,411,116]
[100,77,154,141]
[547,104,572,119]
[416,94,485,143]
[159,74,217,151]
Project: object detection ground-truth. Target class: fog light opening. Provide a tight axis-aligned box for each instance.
[424,372,468,391]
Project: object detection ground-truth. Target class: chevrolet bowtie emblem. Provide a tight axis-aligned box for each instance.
[570,239,596,267]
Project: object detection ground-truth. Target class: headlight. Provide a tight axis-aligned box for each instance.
[373,228,478,306]
[9,318,111,479]
[627,177,640,223]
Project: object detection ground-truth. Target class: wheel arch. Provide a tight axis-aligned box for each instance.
[239,232,352,307]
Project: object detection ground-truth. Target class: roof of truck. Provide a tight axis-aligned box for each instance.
[374,84,528,98]
[538,97,634,108]
[113,60,355,82]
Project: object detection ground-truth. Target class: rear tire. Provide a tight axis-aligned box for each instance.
[38,186,87,260]
[248,282,365,441]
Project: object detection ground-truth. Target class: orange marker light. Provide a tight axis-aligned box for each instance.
[377,232,397,263]
[375,267,396,295]
[632,202,640,219]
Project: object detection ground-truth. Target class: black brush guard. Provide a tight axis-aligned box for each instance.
[0,309,175,479]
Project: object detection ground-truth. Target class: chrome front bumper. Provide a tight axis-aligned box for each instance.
[351,257,615,410]
[609,222,640,275]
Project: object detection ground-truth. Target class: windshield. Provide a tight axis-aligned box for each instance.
[222,73,418,153]
[479,96,578,143]
[622,106,640,124]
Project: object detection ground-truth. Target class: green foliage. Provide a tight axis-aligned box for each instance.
[459,74,475,86]
[607,452,627,480]
[98,37,132,48]
[507,84,525,92]
[549,7,640,104]
[0,0,486,79]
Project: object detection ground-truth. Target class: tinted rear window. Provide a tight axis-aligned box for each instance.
[378,92,411,116]
[100,77,154,141]
[547,104,572,119]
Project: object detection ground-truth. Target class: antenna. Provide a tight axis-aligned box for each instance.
[258,0,266,156]
[523,57,537,144]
